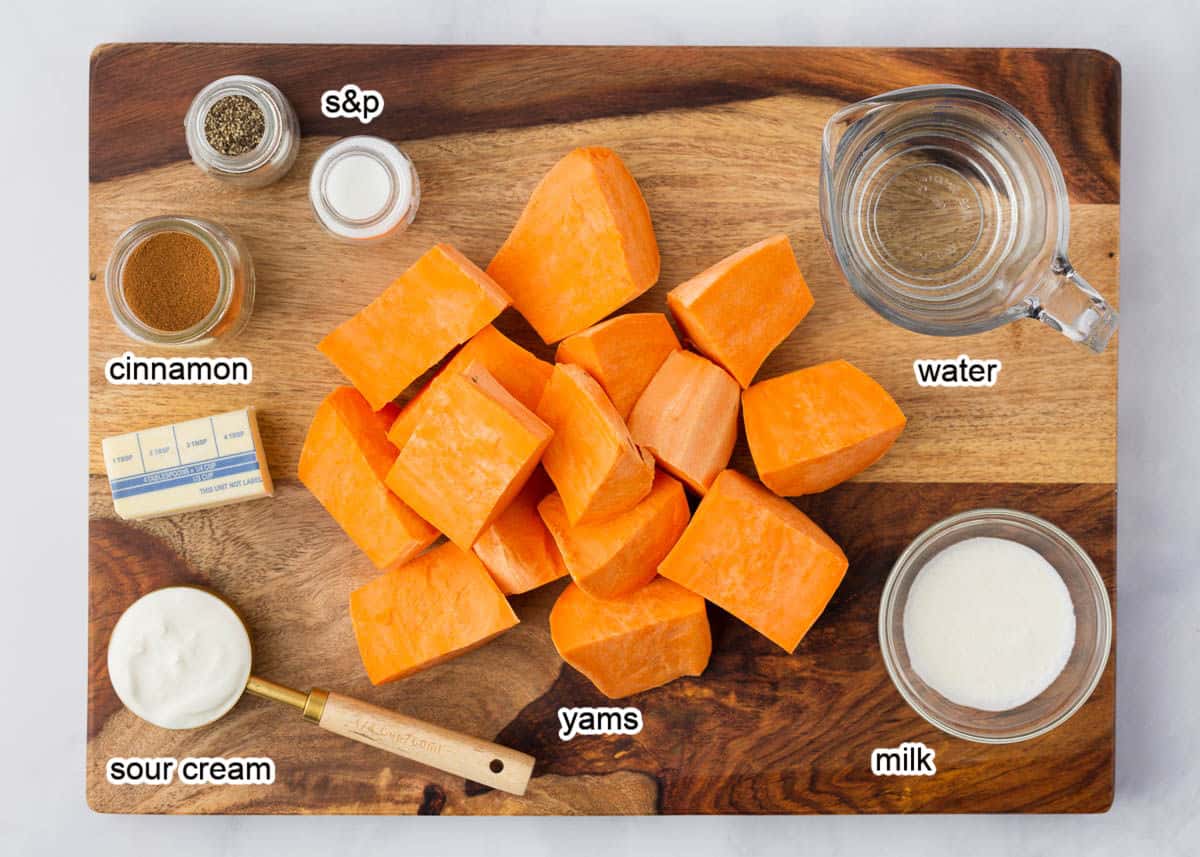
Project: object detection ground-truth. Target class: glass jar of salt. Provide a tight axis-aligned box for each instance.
[185,75,300,188]
[309,136,421,242]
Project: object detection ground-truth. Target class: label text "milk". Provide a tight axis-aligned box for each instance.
[871,742,937,776]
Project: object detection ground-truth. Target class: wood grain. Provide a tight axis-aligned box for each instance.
[87,480,1114,814]
[498,482,1116,814]
[88,45,1118,815]
[88,123,1118,484]
[316,692,536,796]
[89,44,1120,204]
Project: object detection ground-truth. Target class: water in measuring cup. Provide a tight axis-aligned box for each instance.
[827,101,1060,330]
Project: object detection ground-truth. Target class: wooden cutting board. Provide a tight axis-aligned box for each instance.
[87,44,1119,814]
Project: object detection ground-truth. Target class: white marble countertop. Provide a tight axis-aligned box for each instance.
[3,0,1197,854]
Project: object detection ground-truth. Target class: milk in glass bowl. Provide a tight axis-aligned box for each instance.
[879,509,1111,743]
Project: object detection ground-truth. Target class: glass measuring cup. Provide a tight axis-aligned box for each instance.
[820,85,1117,352]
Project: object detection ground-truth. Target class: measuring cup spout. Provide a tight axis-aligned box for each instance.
[820,85,964,249]
[821,85,964,169]
[1028,259,1119,353]
[820,99,893,178]
[820,99,892,244]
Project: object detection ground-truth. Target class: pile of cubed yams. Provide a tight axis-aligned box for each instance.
[299,146,907,699]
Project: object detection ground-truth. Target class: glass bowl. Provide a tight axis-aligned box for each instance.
[879,508,1111,743]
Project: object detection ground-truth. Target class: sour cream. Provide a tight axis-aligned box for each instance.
[107,587,252,729]
[903,537,1076,711]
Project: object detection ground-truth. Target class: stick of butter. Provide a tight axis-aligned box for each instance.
[101,407,274,520]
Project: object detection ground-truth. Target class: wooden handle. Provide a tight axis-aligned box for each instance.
[316,691,534,795]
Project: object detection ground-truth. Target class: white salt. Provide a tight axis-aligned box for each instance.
[325,153,393,222]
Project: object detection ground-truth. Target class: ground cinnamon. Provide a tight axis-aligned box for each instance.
[122,231,221,332]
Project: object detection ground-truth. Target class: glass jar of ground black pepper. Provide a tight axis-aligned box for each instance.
[104,215,255,348]
[185,75,299,188]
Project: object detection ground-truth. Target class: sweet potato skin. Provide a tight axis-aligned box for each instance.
[667,234,813,388]
[299,387,438,569]
[742,359,906,495]
[658,469,848,653]
[555,313,680,419]
[539,471,690,599]
[350,542,519,684]
[536,363,654,525]
[550,578,711,698]
[487,147,660,343]
[628,350,740,494]
[318,244,510,410]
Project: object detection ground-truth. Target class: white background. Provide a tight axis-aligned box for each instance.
[3,1,1197,854]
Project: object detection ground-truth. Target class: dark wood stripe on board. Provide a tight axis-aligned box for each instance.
[88,480,1114,814]
[90,44,1120,202]
[492,480,1116,815]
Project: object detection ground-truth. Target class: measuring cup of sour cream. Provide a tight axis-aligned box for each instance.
[107,586,252,730]
[879,509,1111,743]
[106,586,535,794]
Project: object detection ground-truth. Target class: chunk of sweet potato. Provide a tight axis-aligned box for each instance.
[299,387,438,569]
[319,244,510,410]
[667,234,813,388]
[628,350,739,495]
[388,325,553,450]
[742,359,906,495]
[539,471,690,599]
[555,313,680,419]
[385,363,552,549]
[536,363,654,525]
[658,470,848,653]
[350,542,519,684]
[550,578,711,699]
[472,469,567,595]
[487,147,660,343]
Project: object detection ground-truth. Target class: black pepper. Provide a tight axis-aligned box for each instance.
[204,95,266,157]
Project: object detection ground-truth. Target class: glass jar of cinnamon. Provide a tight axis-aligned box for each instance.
[104,215,255,348]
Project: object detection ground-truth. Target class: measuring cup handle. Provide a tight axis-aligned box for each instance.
[315,691,534,796]
[1031,262,1119,353]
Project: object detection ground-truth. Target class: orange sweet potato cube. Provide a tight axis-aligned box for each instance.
[350,542,519,684]
[298,387,438,569]
[536,363,655,525]
[388,325,553,450]
[628,350,740,495]
[555,313,681,419]
[539,471,690,599]
[473,469,567,595]
[550,578,711,699]
[319,244,511,410]
[667,234,813,388]
[385,363,552,549]
[658,470,848,653]
[487,147,660,343]
[742,359,906,496]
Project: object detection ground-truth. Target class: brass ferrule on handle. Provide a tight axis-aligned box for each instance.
[303,688,329,723]
[245,676,327,723]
